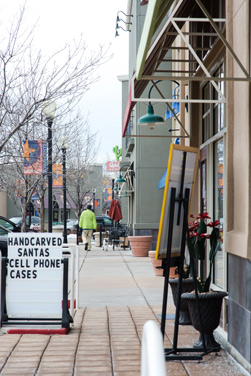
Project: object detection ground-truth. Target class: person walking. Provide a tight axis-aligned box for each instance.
[79,204,97,251]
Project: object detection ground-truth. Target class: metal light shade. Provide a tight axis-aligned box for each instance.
[113,184,119,192]
[116,174,126,184]
[43,101,57,119]
[137,104,165,129]
[165,106,171,120]
[171,87,180,115]
[171,101,180,114]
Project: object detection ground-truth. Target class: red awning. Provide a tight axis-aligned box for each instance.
[122,81,136,137]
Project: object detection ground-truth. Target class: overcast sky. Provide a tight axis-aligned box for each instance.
[1,0,129,163]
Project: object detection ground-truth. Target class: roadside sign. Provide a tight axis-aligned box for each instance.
[7,233,63,317]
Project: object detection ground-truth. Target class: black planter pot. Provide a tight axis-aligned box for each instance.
[181,291,228,349]
[169,277,194,325]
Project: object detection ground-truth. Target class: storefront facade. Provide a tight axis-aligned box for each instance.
[120,0,250,369]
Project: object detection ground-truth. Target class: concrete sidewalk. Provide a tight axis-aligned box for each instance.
[0,244,249,375]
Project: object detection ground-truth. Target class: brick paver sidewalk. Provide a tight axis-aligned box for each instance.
[0,246,249,375]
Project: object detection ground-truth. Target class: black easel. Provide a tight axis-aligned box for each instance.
[1,257,73,328]
[160,152,217,360]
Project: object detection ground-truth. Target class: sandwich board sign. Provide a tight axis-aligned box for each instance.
[7,233,63,317]
[156,144,199,260]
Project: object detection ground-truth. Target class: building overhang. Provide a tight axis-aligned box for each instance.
[122,0,251,137]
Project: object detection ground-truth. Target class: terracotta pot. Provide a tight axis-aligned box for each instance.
[148,251,177,278]
[128,236,152,257]
[148,251,163,276]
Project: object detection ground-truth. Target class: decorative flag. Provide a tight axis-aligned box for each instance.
[24,140,47,175]
[95,199,100,208]
[52,164,63,187]
[15,180,25,198]
[104,188,112,202]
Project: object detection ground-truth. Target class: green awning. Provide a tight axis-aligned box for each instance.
[136,0,175,80]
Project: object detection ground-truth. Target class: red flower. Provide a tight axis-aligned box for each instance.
[207,220,220,228]
[190,232,199,237]
[200,233,211,239]
[196,212,211,220]
[188,222,199,232]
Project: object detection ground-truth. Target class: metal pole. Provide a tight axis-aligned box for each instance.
[28,201,32,228]
[112,179,115,199]
[93,191,95,214]
[47,119,53,233]
[62,148,67,244]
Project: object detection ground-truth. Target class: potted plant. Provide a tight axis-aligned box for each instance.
[168,263,194,325]
[181,213,227,349]
[128,235,152,257]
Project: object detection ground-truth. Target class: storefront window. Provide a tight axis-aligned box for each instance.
[213,138,224,288]
[202,63,225,143]
[214,65,225,133]
[201,160,207,214]
[202,62,225,290]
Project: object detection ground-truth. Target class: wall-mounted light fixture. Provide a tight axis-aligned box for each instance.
[137,80,165,129]
[114,164,134,196]
[115,10,133,37]
[115,24,131,37]
[165,85,180,120]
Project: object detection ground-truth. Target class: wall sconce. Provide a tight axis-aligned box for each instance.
[115,10,133,37]
[114,164,134,196]
[116,10,133,20]
[115,173,126,185]
[115,25,132,37]
[165,85,180,120]
[137,80,165,129]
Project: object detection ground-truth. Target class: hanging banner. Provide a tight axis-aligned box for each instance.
[95,199,100,208]
[15,180,25,198]
[7,233,63,316]
[104,188,112,202]
[52,164,63,187]
[24,140,47,175]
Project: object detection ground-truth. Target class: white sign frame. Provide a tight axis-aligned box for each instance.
[7,233,63,317]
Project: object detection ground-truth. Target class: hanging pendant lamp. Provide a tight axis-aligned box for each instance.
[138,104,165,129]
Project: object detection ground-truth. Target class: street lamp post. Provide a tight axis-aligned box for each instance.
[92,188,96,214]
[62,146,67,243]
[110,172,117,200]
[61,136,68,244]
[43,102,57,233]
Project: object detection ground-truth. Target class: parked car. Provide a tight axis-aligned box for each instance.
[52,219,78,235]
[75,215,113,237]
[0,216,23,257]
[9,216,41,231]
[95,215,114,231]
[66,219,78,234]
[0,216,40,257]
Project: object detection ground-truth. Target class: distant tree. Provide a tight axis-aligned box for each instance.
[0,4,109,154]
[0,4,109,230]
[0,112,100,231]
[65,119,101,220]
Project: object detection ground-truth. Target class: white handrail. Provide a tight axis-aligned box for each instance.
[141,320,166,376]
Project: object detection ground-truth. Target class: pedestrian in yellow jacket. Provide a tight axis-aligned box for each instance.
[79,205,97,251]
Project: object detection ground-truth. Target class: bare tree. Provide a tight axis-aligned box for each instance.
[65,118,101,220]
[0,4,110,229]
[0,4,109,154]
[0,110,101,231]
